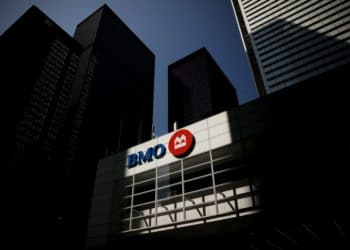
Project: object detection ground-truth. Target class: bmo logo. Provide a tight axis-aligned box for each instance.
[127,129,195,168]
[168,129,195,158]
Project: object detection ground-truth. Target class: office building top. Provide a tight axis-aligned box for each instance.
[168,48,238,132]
[75,4,154,55]
[232,0,350,95]
[69,4,155,154]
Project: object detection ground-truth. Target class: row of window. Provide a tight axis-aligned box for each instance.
[246,0,292,22]
[268,46,350,85]
[22,106,47,123]
[241,0,265,12]
[31,90,53,110]
[123,161,242,198]
[15,132,38,148]
[264,35,350,78]
[44,60,63,75]
[254,0,346,43]
[258,22,350,69]
[120,147,246,208]
[248,0,328,31]
[249,0,310,29]
[52,39,69,55]
[16,123,41,141]
[252,0,322,39]
[119,178,258,232]
[262,25,350,69]
[36,81,56,94]
[255,5,350,53]
[257,16,350,61]
[123,170,243,208]
[269,53,350,89]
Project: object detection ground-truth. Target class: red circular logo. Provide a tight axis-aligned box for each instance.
[168,129,195,158]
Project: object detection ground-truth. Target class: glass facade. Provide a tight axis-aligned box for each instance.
[12,38,80,161]
[1,6,83,249]
[232,0,350,94]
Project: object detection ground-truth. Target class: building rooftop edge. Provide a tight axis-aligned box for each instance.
[1,5,80,49]
[168,47,208,70]
[75,4,155,57]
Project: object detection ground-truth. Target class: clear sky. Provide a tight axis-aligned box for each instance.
[0,0,257,135]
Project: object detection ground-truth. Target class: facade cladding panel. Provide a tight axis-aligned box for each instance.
[168,48,238,131]
[232,0,350,95]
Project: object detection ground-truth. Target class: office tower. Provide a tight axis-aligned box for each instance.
[231,0,350,95]
[64,5,155,248]
[168,48,238,132]
[1,6,81,248]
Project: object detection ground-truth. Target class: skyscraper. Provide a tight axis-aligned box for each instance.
[1,4,155,249]
[168,48,238,132]
[231,0,350,95]
[64,5,155,248]
[1,6,81,248]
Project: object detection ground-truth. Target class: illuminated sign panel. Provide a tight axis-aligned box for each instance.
[127,129,195,168]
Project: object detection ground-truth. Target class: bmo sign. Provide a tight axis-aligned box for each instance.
[127,129,195,168]
[168,129,194,157]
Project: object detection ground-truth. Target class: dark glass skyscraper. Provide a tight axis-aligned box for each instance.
[1,6,81,249]
[63,5,155,248]
[2,4,155,249]
[168,48,238,132]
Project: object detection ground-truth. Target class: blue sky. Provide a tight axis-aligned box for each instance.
[0,0,257,135]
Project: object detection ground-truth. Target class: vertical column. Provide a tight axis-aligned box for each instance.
[128,174,135,230]
[207,120,218,214]
[249,180,256,208]
[180,159,186,221]
[154,167,158,226]
[209,150,218,215]
[233,187,239,217]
